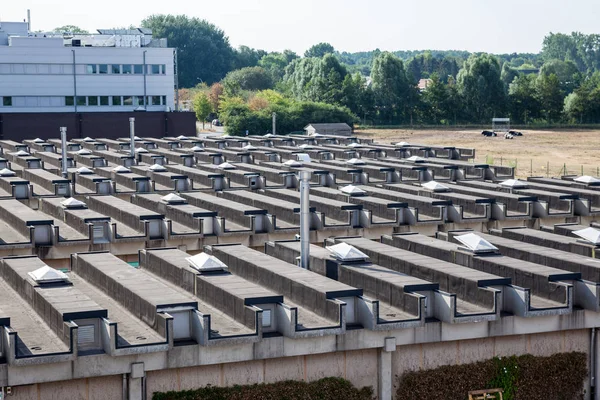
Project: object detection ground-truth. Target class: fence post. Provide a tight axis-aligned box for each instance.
[564,163,567,176]
[547,161,549,178]
[530,159,533,177]
[581,165,584,176]
[500,157,503,166]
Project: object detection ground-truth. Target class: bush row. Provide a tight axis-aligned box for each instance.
[152,377,374,400]
[396,352,587,400]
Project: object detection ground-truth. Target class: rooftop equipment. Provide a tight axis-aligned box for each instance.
[455,233,500,255]
[326,242,370,262]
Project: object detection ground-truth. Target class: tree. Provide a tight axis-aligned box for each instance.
[457,54,506,122]
[370,52,412,123]
[535,73,563,122]
[53,25,88,34]
[259,51,299,82]
[142,14,234,87]
[208,83,224,115]
[233,46,268,70]
[222,67,273,95]
[500,63,519,89]
[508,74,541,123]
[304,43,335,58]
[193,92,212,129]
[283,54,348,105]
[539,59,581,94]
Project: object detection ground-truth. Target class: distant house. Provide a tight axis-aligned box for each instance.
[304,123,353,137]
[418,78,433,91]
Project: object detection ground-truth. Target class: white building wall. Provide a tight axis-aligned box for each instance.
[0,45,175,113]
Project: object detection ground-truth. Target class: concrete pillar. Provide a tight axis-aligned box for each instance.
[378,337,396,400]
[129,362,145,400]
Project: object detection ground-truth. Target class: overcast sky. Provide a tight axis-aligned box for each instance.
[2,0,599,54]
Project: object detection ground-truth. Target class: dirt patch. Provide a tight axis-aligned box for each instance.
[356,128,600,178]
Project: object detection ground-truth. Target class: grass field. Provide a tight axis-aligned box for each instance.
[355,128,600,179]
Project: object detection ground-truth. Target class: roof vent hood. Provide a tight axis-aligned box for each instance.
[28,265,71,285]
[186,253,228,273]
[61,197,87,209]
[573,227,600,246]
[161,193,186,205]
[326,242,370,262]
[455,233,499,255]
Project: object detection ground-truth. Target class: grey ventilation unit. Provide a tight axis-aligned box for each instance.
[406,156,425,162]
[13,150,30,157]
[346,143,362,148]
[242,144,257,151]
[134,147,148,153]
[191,145,204,152]
[32,138,45,143]
[83,137,94,142]
[176,135,189,140]
[76,149,92,155]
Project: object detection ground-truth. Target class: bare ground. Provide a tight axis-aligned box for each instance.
[356,128,600,178]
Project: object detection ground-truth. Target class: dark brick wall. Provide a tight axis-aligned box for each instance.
[0,112,196,140]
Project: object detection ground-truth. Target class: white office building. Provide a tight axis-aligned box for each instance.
[0,19,176,113]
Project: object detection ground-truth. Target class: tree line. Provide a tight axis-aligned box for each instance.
[66,16,600,132]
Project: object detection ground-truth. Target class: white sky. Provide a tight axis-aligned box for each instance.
[2,0,599,54]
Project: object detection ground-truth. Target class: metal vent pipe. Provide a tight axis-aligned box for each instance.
[299,170,311,269]
[129,117,135,157]
[60,127,68,178]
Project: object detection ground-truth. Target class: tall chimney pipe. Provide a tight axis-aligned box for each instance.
[60,127,68,178]
[129,117,135,158]
[299,170,311,269]
[27,9,31,32]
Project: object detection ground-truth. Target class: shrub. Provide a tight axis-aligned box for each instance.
[396,352,587,400]
[152,377,374,400]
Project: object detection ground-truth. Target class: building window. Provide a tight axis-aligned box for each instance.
[88,96,98,106]
[77,96,87,106]
[2,97,12,106]
[122,65,132,74]
[87,64,97,74]
[98,64,108,74]
[123,96,133,106]
[65,96,74,106]
[133,96,145,106]
[151,64,160,74]
[100,96,109,106]
[111,64,121,74]
[152,96,161,105]
[112,96,122,106]
[133,64,144,74]
[162,95,167,106]
[161,64,166,74]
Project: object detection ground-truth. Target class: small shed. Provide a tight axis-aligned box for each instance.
[304,123,352,137]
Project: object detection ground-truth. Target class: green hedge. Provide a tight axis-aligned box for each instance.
[152,377,374,400]
[396,352,587,400]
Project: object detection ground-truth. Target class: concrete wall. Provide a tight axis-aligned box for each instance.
[392,329,590,399]
[4,329,590,400]
[9,375,122,400]
[145,349,379,398]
